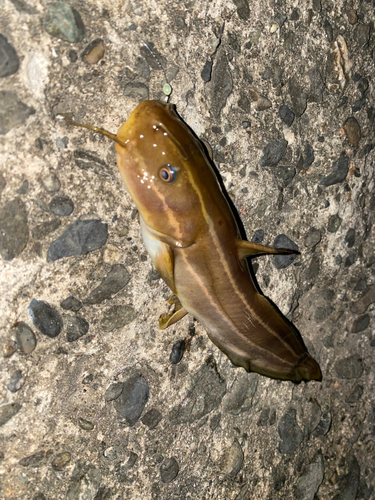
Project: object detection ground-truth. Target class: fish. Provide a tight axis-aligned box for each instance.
[69,100,322,382]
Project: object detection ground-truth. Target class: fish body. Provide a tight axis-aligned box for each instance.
[111,100,321,382]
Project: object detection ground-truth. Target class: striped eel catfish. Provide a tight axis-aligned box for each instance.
[70,100,321,382]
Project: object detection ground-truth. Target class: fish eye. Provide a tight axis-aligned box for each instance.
[159,165,178,183]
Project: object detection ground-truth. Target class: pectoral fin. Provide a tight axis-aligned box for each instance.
[159,294,188,329]
[153,243,176,293]
[236,239,299,260]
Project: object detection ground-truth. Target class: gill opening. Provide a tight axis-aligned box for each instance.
[67,120,128,149]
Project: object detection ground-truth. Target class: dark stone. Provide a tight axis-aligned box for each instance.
[104,382,124,401]
[49,196,74,217]
[351,285,375,314]
[232,0,249,19]
[279,105,295,126]
[238,94,250,113]
[323,20,333,42]
[295,455,324,500]
[343,117,361,147]
[345,385,363,404]
[327,214,342,233]
[223,373,258,415]
[114,372,149,426]
[7,369,25,392]
[169,357,226,424]
[139,41,167,70]
[251,229,264,243]
[32,218,61,239]
[242,120,251,129]
[68,49,78,62]
[278,408,304,454]
[206,47,233,118]
[336,456,360,500]
[345,228,355,248]
[359,143,373,159]
[320,153,349,186]
[288,79,307,117]
[0,34,20,77]
[44,2,85,43]
[169,339,185,364]
[352,96,366,113]
[335,355,363,379]
[78,418,94,431]
[260,139,287,167]
[0,198,29,260]
[273,234,299,269]
[344,254,356,267]
[19,450,46,467]
[73,150,113,178]
[219,439,244,477]
[123,82,149,101]
[354,277,367,292]
[47,219,108,262]
[84,264,130,305]
[65,315,89,342]
[160,457,179,483]
[0,90,35,135]
[312,411,332,437]
[66,462,101,500]
[0,402,21,426]
[201,60,213,82]
[60,296,82,312]
[351,314,369,333]
[100,304,136,332]
[210,413,221,431]
[15,322,37,354]
[274,165,296,187]
[304,228,321,248]
[354,23,370,47]
[17,180,29,194]
[28,299,63,338]
[303,143,315,169]
[306,254,320,281]
[141,408,162,429]
[307,66,325,103]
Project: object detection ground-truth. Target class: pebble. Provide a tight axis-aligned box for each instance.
[19,450,46,467]
[0,91,35,135]
[295,455,324,500]
[114,372,149,426]
[273,234,299,269]
[206,47,233,118]
[100,305,136,332]
[141,408,163,429]
[257,407,276,427]
[273,165,296,188]
[32,218,61,240]
[52,451,71,470]
[16,321,37,354]
[312,411,332,437]
[327,214,342,233]
[0,34,20,77]
[279,105,295,126]
[41,172,60,193]
[0,402,21,426]
[65,315,89,342]
[345,228,355,248]
[169,357,226,424]
[78,417,94,431]
[160,457,179,483]
[304,228,321,248]
[278,408,304,454]
[210,413,221,431]
[0,198,29,260]
[222,372,258,415]
[49,196,74,216]
[201,60,213,82]
[74,150,114,179]
[251,229,264,243]
[343,117,361,147]
[247,88,272,111]
[17,180,29,194]
[169,339,185,364]
[351,285,375,314]
[347,9,358,25]
[232,0,250,20]
[44,3,85,43]
[288,79,307,117]
[336,456,360,500]
[81,39,105,64]
[7,370,25,392]
[60,296,82,312]
[351,314,369,333]
[28,299,63,338]
[320,152,349,186]
[66,462,101,500]
[219,440,244,477]
[84,264,130,305]
[47,220,108,262]
[104,382,124,402]
[335,355,363,379]
[345,384,363,404]
[260,139,287,167]
[303,143,315,169]
[123,82,149,101]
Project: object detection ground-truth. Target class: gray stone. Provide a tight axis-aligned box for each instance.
[201,60,212,82]
[104,382,124,402]
[0,402,21,426]
[206,47,233,118]
[60,296,82,312]
[0,91,35,135]
[114,372,149,426]
[78,418,94,431]
[66,462,101,500]
[278,408,304,454]
[7,369,25,392]
[288,79,307,117]
[52,451,71,470]
[327,214,342,233]
[312,411,332,437]
[32,218,61,239]
[222,372,258,415]
[160,457,179,483]
[279,105,295,126]
[15,322,37,354]
[169,357,226,424]
[0,198,29,260]
[232,0,250,20]
[219,439,244,477]
[19,450,46,467]
[123,82,149,101]
[351,314,369,333]
[345,228,355,248]
[260,139,287,167]
[345,385,363,404]
[28,299,63,338]
[141,408,162,429]
[44,2,85,43]
[17,180,29,194]
[320,153,349,186]
[49,196,74,216]
[65,315,89,342]
[303,143,315,169]
[295,455,324,500]
[100,304,136,332]
[351,285,375,314]
[47,220,108,262]
[0,34,20,77]
[274,165,296,188]
[169,339,185,364]
[85,264,130,305]
[251,229,264,243]
[304,228,321,248]
[273,234,299,269]
[335,455,360,500]
[257,407,276,427]
[73,150,114,179]
[335,355,363,379]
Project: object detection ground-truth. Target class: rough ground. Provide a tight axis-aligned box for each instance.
[0,0,375,498]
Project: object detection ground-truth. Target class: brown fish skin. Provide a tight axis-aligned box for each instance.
[105,100,320,382]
